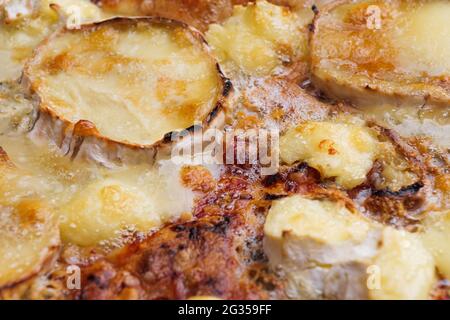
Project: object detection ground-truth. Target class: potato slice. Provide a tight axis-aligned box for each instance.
[0,150,60,289]
[0,0,105,82]
[24,17,229,165]
[311,0,450,106]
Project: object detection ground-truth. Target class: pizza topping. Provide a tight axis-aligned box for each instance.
[206,0,308,77]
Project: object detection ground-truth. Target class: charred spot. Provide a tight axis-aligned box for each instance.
[308,23,315,32]
[85,274,109,290]
[264,194,285,201]
[251,249,266,262]
[312,4,319,15]
[186,123,203,133]
[372,181,424,197]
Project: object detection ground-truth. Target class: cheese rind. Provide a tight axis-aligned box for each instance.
[264,195,380,299]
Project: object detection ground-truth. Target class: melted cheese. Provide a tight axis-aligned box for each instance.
[26,20,221,146]
[420,211,450,280]
[370,228,435,300]
[311,0,450,105]
[0,81,35,135]
[0,160,59,288]
[0,0,105,82]
[264,195,380,299]
[280,121,379,189]
[206,0,308,77]
[265,195,373,245]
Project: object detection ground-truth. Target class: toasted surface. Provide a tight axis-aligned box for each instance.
[24,17,225,147]
[93,0,239,32]
[311,0,450,105]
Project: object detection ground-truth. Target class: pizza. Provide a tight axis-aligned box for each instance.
[0,0,448,300]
